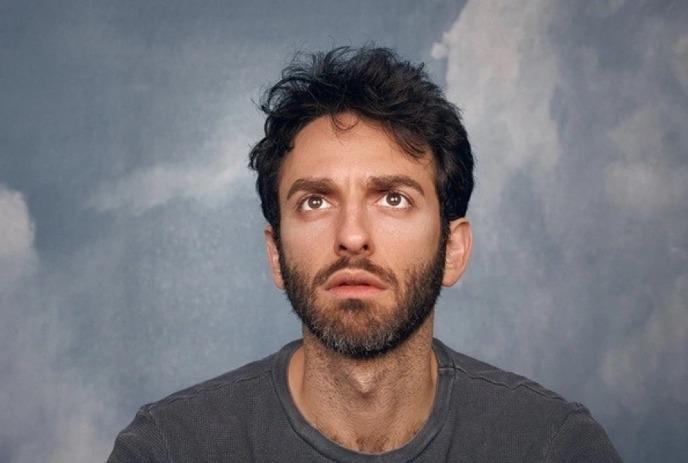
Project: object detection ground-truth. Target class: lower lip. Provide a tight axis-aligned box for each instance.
[327,285,384,298]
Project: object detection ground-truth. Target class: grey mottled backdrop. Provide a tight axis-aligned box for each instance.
[1,1,686,462]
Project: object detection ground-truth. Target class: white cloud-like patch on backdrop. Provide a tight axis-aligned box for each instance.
[432,0,688,427]
[0,184,38,287]
[432,0,561,217]
[430,0,564,374]
[89,150,248,215]
[88,119,253,216]
[0,184,115,463]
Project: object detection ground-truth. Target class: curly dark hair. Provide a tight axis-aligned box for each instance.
[248,46,474,238]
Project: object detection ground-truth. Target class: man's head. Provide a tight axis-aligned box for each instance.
[249,47,474,358]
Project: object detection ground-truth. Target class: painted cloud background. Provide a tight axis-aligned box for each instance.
[1,1,686,461]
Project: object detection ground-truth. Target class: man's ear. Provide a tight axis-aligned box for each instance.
[442,218,473,287]
[264,225,285,290]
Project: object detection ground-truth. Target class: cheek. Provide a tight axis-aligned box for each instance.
[280,218,332,269]
[374,214,442,281]
[377,212,441,254]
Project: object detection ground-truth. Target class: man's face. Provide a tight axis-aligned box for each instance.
[267,113,450,358]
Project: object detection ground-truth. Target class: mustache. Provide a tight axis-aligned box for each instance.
[312,256,399,288]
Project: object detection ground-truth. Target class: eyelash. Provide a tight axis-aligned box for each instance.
[377,191,413,208]
[296,191,413,211]
[297,195,332,211]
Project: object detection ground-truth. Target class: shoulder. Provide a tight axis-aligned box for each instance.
[435,338,570,408]
[434,339,622,461]
[142,354,277,416]
[141,342,297,427]
[108,343,297,462]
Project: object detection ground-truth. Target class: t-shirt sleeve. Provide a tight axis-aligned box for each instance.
[544,406,623,463]
[106,408,168,463]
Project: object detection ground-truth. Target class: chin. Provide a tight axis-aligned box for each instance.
[306,308,415,359]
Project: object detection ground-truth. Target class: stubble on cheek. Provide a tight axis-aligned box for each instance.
[281,255,442,358]
[276,222,447,358]
[285,256,399,329]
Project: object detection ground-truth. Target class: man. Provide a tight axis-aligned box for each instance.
[108,47,622,462]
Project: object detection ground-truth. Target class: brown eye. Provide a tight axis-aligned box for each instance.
[307,196,323,209]
[300,195,331,211]
[386,192,402,206]
[376,191,411,209]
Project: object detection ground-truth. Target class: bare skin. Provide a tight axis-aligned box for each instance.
[288,316,438,453]
[265,113,472,454]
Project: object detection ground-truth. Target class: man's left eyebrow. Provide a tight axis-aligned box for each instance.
[367,175,425,196]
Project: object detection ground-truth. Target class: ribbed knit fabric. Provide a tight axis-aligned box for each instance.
[107,339,622,462]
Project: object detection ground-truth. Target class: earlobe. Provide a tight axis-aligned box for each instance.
[442,218,473,287]
[264,225,285,290]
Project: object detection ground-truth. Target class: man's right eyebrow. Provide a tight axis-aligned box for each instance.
[286,178,336,200]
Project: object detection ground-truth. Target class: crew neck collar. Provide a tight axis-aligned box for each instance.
[272,338,455,462]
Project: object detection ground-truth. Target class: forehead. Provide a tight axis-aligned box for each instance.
[278,114,435,195]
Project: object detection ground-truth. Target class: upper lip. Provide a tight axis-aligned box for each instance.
[324,271,388,290]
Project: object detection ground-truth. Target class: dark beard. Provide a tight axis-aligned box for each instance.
[278,235,446,359]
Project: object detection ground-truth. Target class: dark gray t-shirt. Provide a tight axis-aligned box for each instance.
[107,339,622,462]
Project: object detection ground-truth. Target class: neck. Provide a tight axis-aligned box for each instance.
[288,314,438,454]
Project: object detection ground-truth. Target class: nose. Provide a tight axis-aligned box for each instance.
[335,203,373,257]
